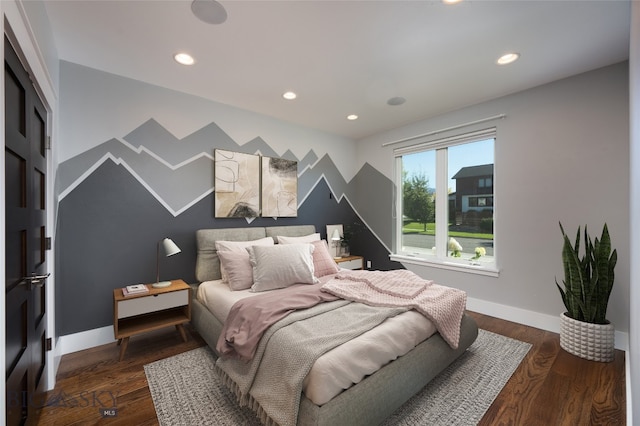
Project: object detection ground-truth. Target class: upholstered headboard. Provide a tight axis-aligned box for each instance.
[195,225,316,282]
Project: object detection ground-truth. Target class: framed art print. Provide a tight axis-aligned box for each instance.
[261,156,297,217]
[214,149,260,218]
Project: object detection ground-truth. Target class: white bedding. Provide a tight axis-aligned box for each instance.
[197,278,437,405]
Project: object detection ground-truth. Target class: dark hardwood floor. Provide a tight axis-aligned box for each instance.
[36,312,625,425]
[469,312,625,426]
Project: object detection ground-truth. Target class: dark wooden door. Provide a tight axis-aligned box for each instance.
[5,35,49,426]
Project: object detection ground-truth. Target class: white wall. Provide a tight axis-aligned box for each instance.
[356,63,630,338]
[628,1,639,422]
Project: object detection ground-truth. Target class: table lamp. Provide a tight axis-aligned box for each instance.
[154,238,181,288]
[331,229,342,259]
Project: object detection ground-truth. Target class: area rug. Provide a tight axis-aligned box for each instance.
[144,329,531,426]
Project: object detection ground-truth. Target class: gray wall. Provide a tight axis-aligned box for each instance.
[356,62,630,333]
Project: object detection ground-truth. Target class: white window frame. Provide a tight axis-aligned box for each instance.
[390,127,499,277]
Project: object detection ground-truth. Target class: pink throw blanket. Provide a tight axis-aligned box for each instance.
[216,282,339,361]
[322,270,466,349]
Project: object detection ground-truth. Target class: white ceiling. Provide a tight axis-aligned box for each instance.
[43,0,631,140]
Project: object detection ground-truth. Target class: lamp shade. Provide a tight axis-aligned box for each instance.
[162,238,181,257]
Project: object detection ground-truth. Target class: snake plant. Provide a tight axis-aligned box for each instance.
[555,222,617,324]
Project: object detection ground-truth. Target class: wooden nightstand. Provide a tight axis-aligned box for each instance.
[113,279,191,361]
[335,255,364,270]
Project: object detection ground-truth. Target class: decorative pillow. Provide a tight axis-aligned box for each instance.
[248,244,318,292]
[311,240,340,277]
[277,233,321,244]
[217,251,254,290]
[215,237,274,283]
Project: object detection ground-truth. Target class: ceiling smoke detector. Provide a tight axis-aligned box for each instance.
[191,0,228,25]
[387,97,406,106]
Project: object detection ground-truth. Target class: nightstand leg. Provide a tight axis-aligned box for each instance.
[176,324,188,342]
[119,337,129,361]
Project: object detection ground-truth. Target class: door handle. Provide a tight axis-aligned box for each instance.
[22,273,50,291]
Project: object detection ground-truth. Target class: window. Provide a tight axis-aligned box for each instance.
[478,178,492,188]
[392,128,497,274]
[469,196,493,208]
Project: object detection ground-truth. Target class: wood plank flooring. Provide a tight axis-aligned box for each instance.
[36,312,625,425]
[469,312,625,426]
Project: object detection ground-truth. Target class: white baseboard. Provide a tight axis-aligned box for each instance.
[58,325,116,355]
[467,297,629,351]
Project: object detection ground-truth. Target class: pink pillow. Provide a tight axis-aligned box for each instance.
[217,251,253,290]
[311,240,340,277]
[215,237,274,283]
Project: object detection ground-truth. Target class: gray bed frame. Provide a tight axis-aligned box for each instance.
[191,225,478,426]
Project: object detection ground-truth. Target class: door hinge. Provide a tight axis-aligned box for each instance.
[45,237,52,250]
[46,338,52,351]
[46,136,52,150]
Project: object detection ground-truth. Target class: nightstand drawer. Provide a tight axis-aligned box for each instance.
[338,259,363,270]
[118,289,189,319]
[335,255,364,270]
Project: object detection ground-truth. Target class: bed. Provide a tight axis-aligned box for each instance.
[190,225,478,426]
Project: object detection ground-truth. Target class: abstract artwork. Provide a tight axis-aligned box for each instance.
[214,149,260,218]
[261,157,298,217]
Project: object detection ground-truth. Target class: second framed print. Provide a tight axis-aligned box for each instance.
[261,157,298,217]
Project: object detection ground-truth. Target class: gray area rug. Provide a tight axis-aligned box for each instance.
[145,329,531,426]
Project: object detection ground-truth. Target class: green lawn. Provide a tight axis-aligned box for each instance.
[402,222,493,239]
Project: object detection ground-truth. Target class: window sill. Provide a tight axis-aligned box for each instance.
[389,254,500,277]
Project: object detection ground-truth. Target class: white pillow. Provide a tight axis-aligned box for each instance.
[277,233,321,244]
[215,237,274,283]
[248,244,318,292]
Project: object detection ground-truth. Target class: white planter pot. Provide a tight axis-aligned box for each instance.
[559,312,615,362]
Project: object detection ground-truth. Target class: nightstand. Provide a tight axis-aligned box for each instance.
[113,279,191,361]
[335,255,364,270]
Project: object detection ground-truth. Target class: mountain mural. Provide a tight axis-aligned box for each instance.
[57,118,395,248]
[58,119,323,215]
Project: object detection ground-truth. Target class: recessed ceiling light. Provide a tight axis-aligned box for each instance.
[387,97,406,106]
[174,53,195,65]
[497,52,520,65]
[347,114,358,121]
[191,0,227,25]
[282,91,297,100]
[442,0,463,4]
